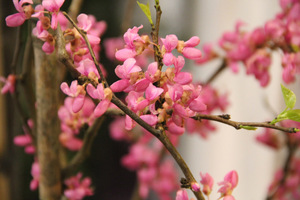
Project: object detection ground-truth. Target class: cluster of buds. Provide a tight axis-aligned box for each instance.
[197,0,300,86]
[176,170,238,200]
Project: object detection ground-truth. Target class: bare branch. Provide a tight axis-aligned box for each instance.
[193,114,298,133]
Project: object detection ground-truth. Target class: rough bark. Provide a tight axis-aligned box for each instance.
[33,38,62,200]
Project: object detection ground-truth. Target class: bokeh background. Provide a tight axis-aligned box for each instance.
[1,0,297,200]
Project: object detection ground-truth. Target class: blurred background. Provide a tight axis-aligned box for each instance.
[0,0,297,199]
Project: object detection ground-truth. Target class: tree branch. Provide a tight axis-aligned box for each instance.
[192,114,298,133]
[205,58,227,85]
[151,0,163,70]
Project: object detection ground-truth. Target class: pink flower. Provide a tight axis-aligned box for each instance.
[200,172,214,196]
[64,173,93,200]
[42,0,65,29]
[256,128,282,149]
[59,132,83,151]
[115,25,148,61]
[30,160,39,190]
[86,83,112,117]
[218,170,239,196]
[177,36,202,60]
[191,182,201,192]
[60,80,86,113]
[145,83,164,101]
[115,58,142,79]
[5,0,34,27]
[175,189,189,200]
[0,74,16,94]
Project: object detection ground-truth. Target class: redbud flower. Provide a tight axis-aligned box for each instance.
[30,160,40,190]
[64,173,93,200]
[86,83,112,117]
[191,181,201,192]
[5,0,34,27]
[60,80,86,113]
[175,189,189,200]
[256,128,282,149]
[218,170,239,196]
[42,0,65,29]
[59,132,83,151]
[200,172,214,196]
[0,74,16,94]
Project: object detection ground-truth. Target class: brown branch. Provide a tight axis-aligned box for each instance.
[205,58,227,85]
[151,0,163,70]
[62,10,205,200]
[111,95,205,200]
[56,25,82,79]
[62,116,105,178]
[193,114,298,133]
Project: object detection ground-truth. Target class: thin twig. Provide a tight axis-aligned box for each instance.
[205,58,227,85]
[193,114,298,133]
[56,25,82,79]
[151,0,163,70]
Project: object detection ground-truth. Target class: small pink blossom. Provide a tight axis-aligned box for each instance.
[5,0,34,27]
[42,0,65,29]
[256,128,282,149]
[115,58,142,79]
[0,74,16,94]
[60,80,86,113]
[30,160,40,191]
[175,189,189,200]
[59,132,83,151]
[218,170,239,197]
[64,173,93,200]
[191,182,201,192]
[86,83,112,117]
[200,172,214,196]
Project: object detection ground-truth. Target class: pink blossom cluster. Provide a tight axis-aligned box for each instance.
[58,96,96,151]
[197,0,300,86]
[256,120,300,149]
[64,173,93,200]
[0,74,16,94]
[115,123,180,199]
[268,158,300,199]
[14,119,35,154]
[110,25,209,136]
[176,170,238,200]
[256,119,300,198]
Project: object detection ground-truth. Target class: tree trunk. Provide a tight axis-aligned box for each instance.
[33,38,62,200]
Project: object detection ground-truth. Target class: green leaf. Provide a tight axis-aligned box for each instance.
[239,125,257,130]
[281,84,296,109]
[137,1,153,25]
[285,109,300,122]
[270,110,289,124]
